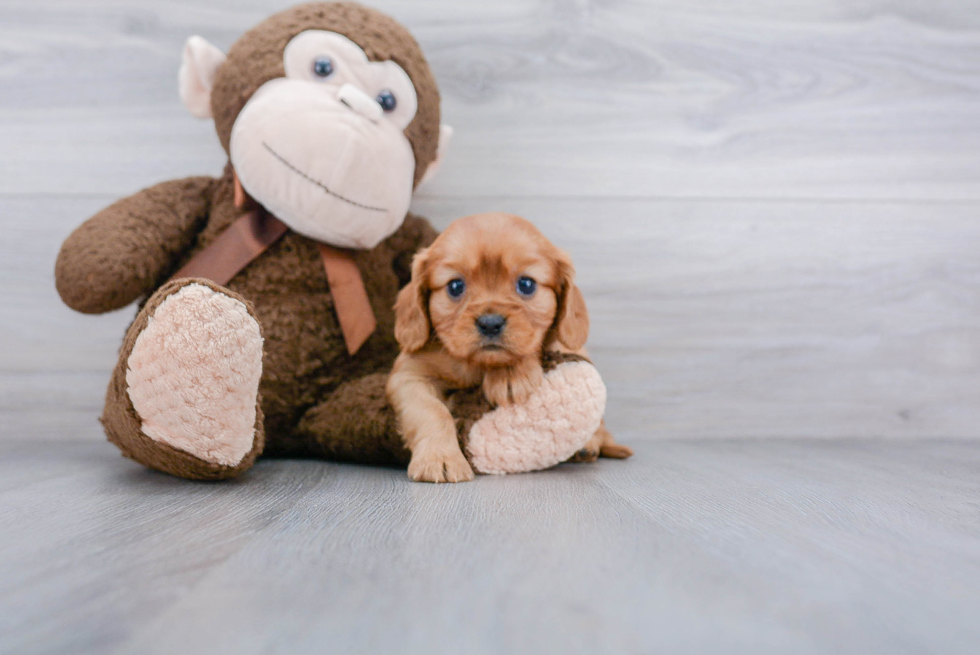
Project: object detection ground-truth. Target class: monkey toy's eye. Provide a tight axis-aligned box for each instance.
[376,89,397,112]
[516,276,537,297]
[446,278,466,299]
[311,56,334,78]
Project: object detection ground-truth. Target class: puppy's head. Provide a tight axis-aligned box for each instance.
[394,212,589,367]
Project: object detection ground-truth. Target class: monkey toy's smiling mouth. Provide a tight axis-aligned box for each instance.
[228,71,418,250]
[261,142,387,213]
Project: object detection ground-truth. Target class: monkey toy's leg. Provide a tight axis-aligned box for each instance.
[102,278,265,480]
[295,353,614,478]
[295,374,412,467]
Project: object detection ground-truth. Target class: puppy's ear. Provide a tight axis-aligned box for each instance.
[550,250,590,351]
[394,247,432,352]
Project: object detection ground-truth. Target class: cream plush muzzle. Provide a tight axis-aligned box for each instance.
[230,78,416,249]
[180,28,450,251]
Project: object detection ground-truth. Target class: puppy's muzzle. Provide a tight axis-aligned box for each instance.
[476,313,506,339]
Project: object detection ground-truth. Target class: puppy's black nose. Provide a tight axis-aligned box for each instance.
[476,313,506,338]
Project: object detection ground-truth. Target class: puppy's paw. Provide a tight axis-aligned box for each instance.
[568,432,602,463]
[568,425,634,462]
[596,424,633,459]
[506,366,543,405]
[600,442,634,459]
[408,447,475,483]
[482,362,544,407]
[481,373,511,407]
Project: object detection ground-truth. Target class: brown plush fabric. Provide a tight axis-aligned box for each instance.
[295,373,411,465]
[58,4,606,482]
[210,2,441,188]
[101,277,265,481]
[55,177,215,314]
[54,3,447,480]
[85,169,439,478]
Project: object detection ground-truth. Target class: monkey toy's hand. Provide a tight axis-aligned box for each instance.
[452,353,608,475]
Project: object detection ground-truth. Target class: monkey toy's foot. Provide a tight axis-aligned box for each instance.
[461,353,607,475]
[102,278,265,480]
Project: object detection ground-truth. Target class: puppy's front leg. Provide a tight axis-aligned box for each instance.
[387,357,474,483]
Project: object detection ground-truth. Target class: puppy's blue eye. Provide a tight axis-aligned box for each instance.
[312,57,334,78]
[447,278,466,299]
[376,89,397,112]
[516,276,537,296]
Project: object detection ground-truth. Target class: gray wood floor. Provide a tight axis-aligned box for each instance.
[2,438,980,654]
[3,0,980,652]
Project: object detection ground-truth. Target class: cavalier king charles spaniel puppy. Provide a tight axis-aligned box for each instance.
[387,212,631,483]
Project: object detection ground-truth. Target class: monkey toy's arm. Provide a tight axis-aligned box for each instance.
[55,176,217,314]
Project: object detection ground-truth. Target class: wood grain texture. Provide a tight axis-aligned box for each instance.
[3,0,980,441]
[0,0,978,198]
[8,195,980,440]
[0,439,978,654]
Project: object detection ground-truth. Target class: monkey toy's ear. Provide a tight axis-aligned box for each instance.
[178,36,227,119]
[418,125,454,187]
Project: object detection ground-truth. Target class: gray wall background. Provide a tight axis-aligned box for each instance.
[2,0,980,442]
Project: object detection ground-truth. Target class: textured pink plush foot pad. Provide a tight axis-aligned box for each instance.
[126,283,263,466]
[466,361,606,475]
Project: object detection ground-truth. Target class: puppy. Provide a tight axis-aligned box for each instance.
[387,212,632,483]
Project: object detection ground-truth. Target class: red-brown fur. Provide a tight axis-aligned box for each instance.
[387,213,631,483]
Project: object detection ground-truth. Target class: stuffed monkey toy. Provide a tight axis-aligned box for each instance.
[55,2,608,481]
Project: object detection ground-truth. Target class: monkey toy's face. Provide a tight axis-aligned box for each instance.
[179,4,451,250]
[232,31,418,249]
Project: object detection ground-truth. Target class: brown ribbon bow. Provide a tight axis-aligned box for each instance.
[170,175,377,356]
